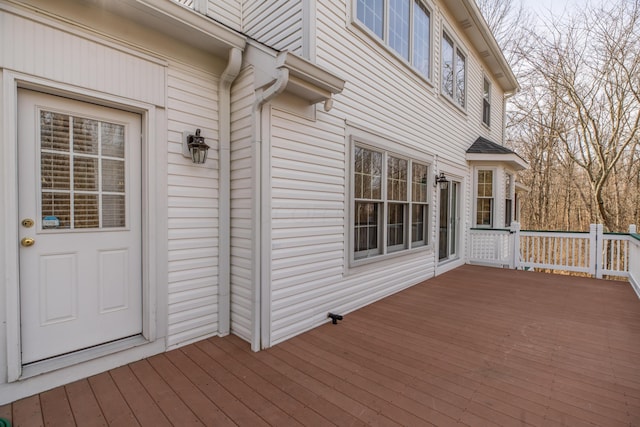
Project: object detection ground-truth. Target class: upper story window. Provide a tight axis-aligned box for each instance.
[483,77,491,126]
[356,0,432,78]
[475,169,493,227]
[353,144,430,261]
[441,31,466,108]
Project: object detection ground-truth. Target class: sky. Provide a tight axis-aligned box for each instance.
[520,0,605,19]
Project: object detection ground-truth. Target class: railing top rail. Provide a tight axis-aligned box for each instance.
[520,229,590,234]
[630,233,640,242]
[470,228,511,232]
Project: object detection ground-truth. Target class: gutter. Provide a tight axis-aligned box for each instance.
[218,47,243,336]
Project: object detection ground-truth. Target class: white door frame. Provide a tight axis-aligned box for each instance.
[1,71,167,382]
[435,167,466,276]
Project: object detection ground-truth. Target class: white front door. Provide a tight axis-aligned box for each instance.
[18,89,142,365]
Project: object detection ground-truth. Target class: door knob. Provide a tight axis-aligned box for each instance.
[21,237,35,247]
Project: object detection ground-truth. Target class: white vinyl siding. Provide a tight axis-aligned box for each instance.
[166,62,220,348]
[269,108,436,345]
[207,0,242,30]
[230,67,256,342]
[0,10,166,108]
[243,0,304,55]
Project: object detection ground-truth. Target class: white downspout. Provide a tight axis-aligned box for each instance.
[218,47,242,336]
[251,62,289,351]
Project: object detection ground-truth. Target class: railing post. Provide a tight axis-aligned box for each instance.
[510,222,520,269]
[595,224,604,279]
[630,224,637,234]
[589,224,597,277]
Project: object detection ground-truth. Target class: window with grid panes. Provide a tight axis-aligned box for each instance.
[356,0,431,78]
[441,30,466,108]
[353,145,430,260]
[476,169,493,226]
[40,111,126,230]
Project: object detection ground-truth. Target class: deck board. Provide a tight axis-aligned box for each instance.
[3,265,640,426]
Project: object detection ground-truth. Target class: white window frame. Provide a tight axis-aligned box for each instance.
[441,29,467,109]
[483,76,491,127]
[474,168,495,228]
[353,0,433,80]
[505,172,514,227]
[350,137,432,266]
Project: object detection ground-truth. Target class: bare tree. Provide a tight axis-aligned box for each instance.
[478,0,640,231]
[528,0,640,231]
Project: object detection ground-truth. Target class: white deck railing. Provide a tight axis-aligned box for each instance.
[469,224,639,289]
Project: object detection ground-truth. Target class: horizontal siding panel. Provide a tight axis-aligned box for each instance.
[272,169,344,186]
[167,316,218,347]
[165,276,218,294]
[272,178,342,195]
[272,233,345,250]
[272,217,344,229]
[168,257,217,274]
[168,237,217,251]
[1,11,166,106]
[272,225,343,239]
[271,158,343,179]
[169,289,218,312]
[271,188,343,202]
[207,0,242,29]
[272,242,343,260]
[168,267,218,284]
[168,288,217,308]
[243,0,303,53]
[272,251,344,276]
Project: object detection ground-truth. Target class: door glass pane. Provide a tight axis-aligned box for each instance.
[41,193,71,229]
[73,157,99,191]
[73,118,99,154]
[102,123,125,158]
[102,159,125,193]
[40,112,69,152]
[103,195,125,228]
[41,153,70,190]
[439,186,448,260]
[451,183,458,255]
[74,194,99,228]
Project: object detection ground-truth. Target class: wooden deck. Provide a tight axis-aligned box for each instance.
[2,265,640,426]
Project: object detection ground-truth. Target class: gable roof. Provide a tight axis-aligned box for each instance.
[466,137,528,170]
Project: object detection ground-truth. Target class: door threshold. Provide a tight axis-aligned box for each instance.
[20,335,148,380]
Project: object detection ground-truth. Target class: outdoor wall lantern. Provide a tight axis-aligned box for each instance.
[435,172,449,189]
[183,129,210,164]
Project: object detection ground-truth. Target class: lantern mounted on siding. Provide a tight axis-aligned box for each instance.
[435,172,449,189]
[183,129,210,164]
